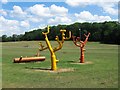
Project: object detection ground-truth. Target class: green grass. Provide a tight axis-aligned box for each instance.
[2,41,118,88]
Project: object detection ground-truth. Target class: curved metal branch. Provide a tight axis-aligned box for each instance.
[53,31,71,52]
[42,25,50,35]
[39,42,48,51]
[60,30,71,43]
[72,36,81,47]
[84,32,90,38]
[53,36,63,52]
[83,33,90,45]
[60,29,66,43]
[64,31,71,40]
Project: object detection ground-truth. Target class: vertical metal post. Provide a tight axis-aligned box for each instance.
[79,28,81,39]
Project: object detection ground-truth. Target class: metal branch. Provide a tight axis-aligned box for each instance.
[42,25,50,35]
[60,30,71,43]
[72,32,90,63]
[53,36,63,52]
[84,33,90,38]
[60,29,66,43]
[83,33,90,45]
[39,42,48,51]
[84,34,87,37]
[72,36,81,47]
[64,31,71,40]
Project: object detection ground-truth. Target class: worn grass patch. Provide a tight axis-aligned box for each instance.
[71,61,93,65]
[25,67,74,73]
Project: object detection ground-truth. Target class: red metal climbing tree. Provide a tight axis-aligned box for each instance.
[72,33,90,63]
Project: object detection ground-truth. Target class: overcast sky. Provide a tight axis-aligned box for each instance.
[0,0,119,36]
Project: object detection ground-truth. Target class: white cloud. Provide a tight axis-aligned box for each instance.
[0,4,70,36]
[99,2,118,15]
[0,16,31,36]
[28,16,43,23]
[20,21,30,28]
[50,4,68,16]
[0,16,19,27]
[10,5,43,23]
[75,11,94,20]
[26,4,70,24]
[65,0,119,5]
[0,9,7,16]
[75,11,112,22]
[48,16,72,25]
[65,0,89,7]
[103,7,117,15]
[1,0,8,4]
[28,4,68,17]
[65,0,118,15]
[10,5,27,18]
[0,16,20,36]
[27,4,70,25]
[28,4,51,18]
[1,3,117,36]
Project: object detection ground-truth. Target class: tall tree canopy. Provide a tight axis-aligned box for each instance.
[1,21,120,44]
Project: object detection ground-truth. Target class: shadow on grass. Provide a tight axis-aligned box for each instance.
[25,67,51,71]
[25,66,74,73]
[67,60,76,63]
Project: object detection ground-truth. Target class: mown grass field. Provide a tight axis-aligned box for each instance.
[2,41,118,88]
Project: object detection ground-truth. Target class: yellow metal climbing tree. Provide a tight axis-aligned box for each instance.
[39,25,71,70]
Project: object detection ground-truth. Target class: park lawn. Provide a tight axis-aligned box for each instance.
[2,41,118,88]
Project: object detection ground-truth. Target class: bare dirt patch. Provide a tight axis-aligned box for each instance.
[26,67,74,73]
[71,61,93,65]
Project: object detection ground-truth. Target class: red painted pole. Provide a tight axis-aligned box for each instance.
[72,33,90,63]
[80,47,84,63]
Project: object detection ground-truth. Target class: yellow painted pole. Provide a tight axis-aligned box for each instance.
[42,26,57,70]
[44,34,57,70]
[40,25,71,70]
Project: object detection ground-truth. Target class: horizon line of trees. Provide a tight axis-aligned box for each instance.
[1,21,120,44]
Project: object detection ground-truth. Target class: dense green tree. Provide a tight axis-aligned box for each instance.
[1,21,120,44]
[2,35,7,42]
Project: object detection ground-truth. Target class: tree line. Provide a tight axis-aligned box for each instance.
[1,21,120,44]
